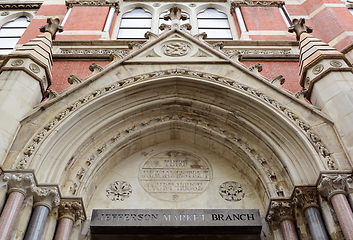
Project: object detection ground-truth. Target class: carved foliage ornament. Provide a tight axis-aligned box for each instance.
[0,3,41,9]
[65,0,119,9]
[58,201,85,222]
[294,188,319,210]
[11,59,24,66]
[267,201,295,223]
[312,64,324,75]
[32,186,60,211]
[318,174,348,201]
[106,181,132,201]
[3,173,35,197]
[163,42,189,56]
[231,1,284,11]
[17,70,337,171]
[219,181,245,201]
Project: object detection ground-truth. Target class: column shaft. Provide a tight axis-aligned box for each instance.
[0,191,25,240]
[304,207,329,240]
[24,205,49,240]
[280,219,299,240]
[54,218,73,240]
[331,193,353,240]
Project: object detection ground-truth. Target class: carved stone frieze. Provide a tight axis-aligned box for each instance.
[267,200,295,224]
[222,49,291,56]
[0,3,42,9]
[318,174,349,201]
[17,69,336,173]
[66,0,119,9]
[231,0,285,12]
[58,48,130,56]
[31,186,60,211]
[106,181,132,201]
[219,181,245,201]
[2,172,35,197]
[58,200,85,222]
[294,187,319,211]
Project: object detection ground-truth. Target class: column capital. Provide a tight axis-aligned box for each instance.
[293,187,319,211]
[31,185,60,211]
[266,200,295,224]
[58,198,86,223]
[318,174,349,201]
[2,172,36,197]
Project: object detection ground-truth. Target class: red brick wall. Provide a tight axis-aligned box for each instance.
[241,61,302,93]
[51,61,111,92]
[241,7,288,31]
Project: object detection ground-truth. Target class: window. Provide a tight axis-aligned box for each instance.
[0,16,29,54]
[117,8,152,40]
[197,8,232,40]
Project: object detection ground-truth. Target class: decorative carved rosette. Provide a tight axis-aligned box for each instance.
[106,181,132,201]
[58,200,85,222]
[294,187,319,211]
[31,186,60,211]
[219,181,245,202]
[2,172,35,197]
[266,200,295,224]
[318,174,348,201]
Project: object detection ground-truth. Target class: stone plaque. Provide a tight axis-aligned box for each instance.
[138,150,212,201]
[91,209,262,236]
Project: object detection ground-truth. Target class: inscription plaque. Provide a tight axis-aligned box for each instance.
[91,209,262,236]
[138,151,212,201]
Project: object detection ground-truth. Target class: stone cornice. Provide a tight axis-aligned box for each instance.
[65,0,119,9]
[0,2,42,10]
[231,1,284,12]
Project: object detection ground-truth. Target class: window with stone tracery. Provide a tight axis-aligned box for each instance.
[197,8,232,40]
[117,8,152,39]
[0,16,30,54]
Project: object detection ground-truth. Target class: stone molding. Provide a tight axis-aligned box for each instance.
[65,0,119,9]
[2,172,36,197]
[318,174,349,201]
[231,0,284,12]
[0,2,42,10]
[58,199,86,222]
[31,186,60,211]
[294,187,319,211]
[266,200,295,224]
[16,69,336,172]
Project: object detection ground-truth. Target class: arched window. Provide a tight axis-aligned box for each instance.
[117,8,152,40]
[197,9,232,40]
[0,16,29,54]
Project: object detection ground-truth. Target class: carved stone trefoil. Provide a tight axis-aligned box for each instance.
[266,200,295,223]
[106,181,132,201]
[219,181,245,202]
[294,187,319,211]
[318,174,349,201]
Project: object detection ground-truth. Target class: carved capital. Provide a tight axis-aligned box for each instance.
[58,199,85,222]
[31,186,60,211]
[266,200,295,224]
[318,174,348,201]
[288,18,313,41]
[294,187,319,211]
[2,172,36,197]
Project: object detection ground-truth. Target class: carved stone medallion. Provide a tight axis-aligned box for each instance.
[139,150,212,201]
[163,42,189,56]
[219,181,245,202]
[29,63,40,73]
[312,64,324,75]
[330,60,342,67]
[106,181,132,201]
[11,59,24,66]
[1,11,9,16]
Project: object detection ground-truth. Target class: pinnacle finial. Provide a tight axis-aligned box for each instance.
[39,18,63,40]
[163,7,187,21]
[288,18,313,41]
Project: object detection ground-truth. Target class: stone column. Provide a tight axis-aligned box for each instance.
[0,172,35,240]
[24,186,60,240]
[294,187,329,240]
[318,174,353,240]
[267,200,299,240]
[54,199,85,240]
